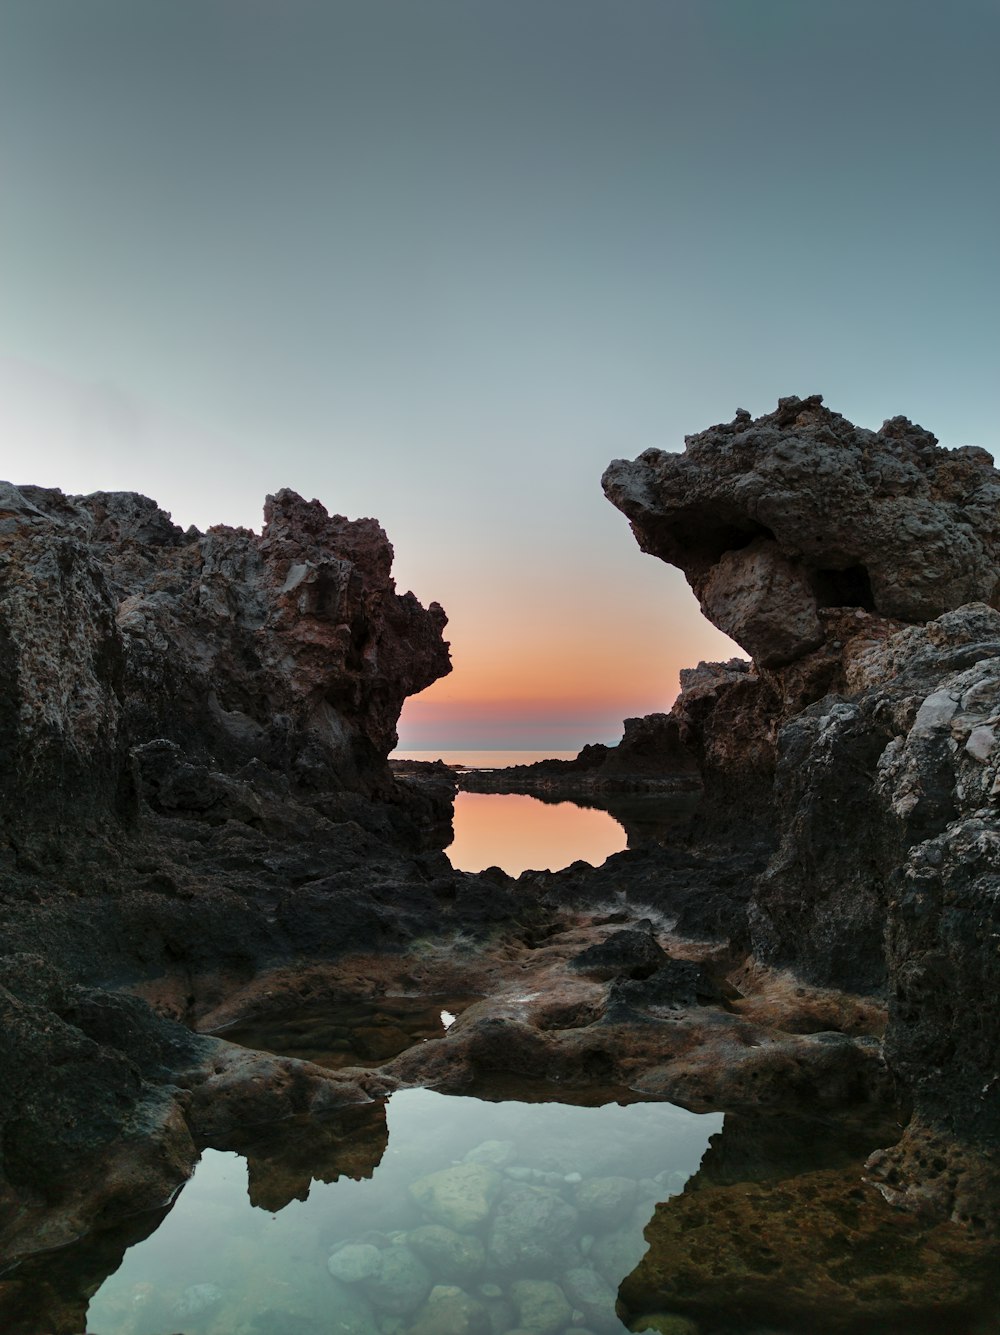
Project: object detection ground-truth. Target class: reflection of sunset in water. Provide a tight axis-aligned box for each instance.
[446,791,626,875]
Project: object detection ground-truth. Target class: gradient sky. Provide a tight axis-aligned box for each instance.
[2,1,998,749]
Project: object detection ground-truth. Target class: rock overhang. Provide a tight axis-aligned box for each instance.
[603,395,1000,669]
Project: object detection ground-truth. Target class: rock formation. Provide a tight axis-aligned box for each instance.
[603,394,1000,671]
[603,396,1000,1226]
[0,482,457,1272]
[0,482,450,856]
[3,409,1000,1331]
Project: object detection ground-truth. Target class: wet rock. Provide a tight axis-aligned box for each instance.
[326,1277,380,1335]
[607,961,729,1015]
[464,1139,516,1168]
[508,1279,573,1334]
[328,1242,383,1283]
[618,1167,1000,1332]
[602,399,1000,1202]
[560,1265,619,1329]
[573,1176,638,1230]
[409,1163,503,1232]
[629,1317,700,1335]
[568,927,668,981]
[486,1184,579,1272]
[409,1284,491,1335]
[171,1281,224,1318]
[603,395,1000,655]
[405,1224,486,1282]
[359,1243,431,1315]
[589,1225,649,1287]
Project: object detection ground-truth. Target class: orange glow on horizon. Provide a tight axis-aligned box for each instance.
[446,792,626,874]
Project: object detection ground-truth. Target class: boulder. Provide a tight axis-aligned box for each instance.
[409,1163,503,1232]
[486,1184,579,1272]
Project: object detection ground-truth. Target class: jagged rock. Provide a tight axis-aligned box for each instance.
[0,482,455,1268]
[604,399,1000,1202]
[618,1165,999,1333]
[603,394,1000,665]
[0,482,450,847]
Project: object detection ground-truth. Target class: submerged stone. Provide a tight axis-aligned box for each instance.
[486,1184,578,1272]
[360,1244,432,1315]
[574,1175,638,1229]
[409,1284,491,1335]
[589,1225,649,1286]
[406,1223,486,1281]
[326,1277,380,1335]
[629,1317,700,1335]
[172,1281,224,1317]
[509,1278,573,1334]
[561,1264,620,1327]
[463,1138,516,1168]
[409,1162,503,1231]
[328,1241,383,1283]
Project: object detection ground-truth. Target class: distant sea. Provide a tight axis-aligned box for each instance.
[390,749,579,769]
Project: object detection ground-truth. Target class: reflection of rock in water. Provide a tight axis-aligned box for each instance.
[0,1194,176,1335]
[0,1101,389,1334]
[618,1112,1000,1334]
[215,1099,389,1212]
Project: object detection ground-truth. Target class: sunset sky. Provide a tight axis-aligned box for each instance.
[2,1,998,749]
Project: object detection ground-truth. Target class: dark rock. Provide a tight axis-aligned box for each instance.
[568,926,668,981]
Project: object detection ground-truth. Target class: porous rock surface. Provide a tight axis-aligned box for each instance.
[0,481,450,848]
[0,482,458,1271]
[4,406,1000,1330]
[603,397,1000,1226]
[603,394,1000,667]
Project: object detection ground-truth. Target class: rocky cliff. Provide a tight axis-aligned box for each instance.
[0,483,462,1273]
[604,396,1000,1223]
[0,482,450,862]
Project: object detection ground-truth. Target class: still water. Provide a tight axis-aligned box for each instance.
[86,1088,722,1335]
[393,749,630,875]
[212,994,479,1068]
[391,750,581,769]
[446,791,627,875]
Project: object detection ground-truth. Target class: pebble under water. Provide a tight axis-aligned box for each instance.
[85,1088,723,1335]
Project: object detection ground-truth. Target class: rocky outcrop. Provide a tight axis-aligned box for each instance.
[603,394,1000,670]
[604,398,1000,1225]
[0,483,450,855]
[0,482,457,1267]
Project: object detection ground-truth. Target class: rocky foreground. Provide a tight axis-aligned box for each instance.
[1,397,999,1333]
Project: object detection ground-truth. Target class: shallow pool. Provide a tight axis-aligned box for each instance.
[85,1088,722,1334]
[446,791,627,874]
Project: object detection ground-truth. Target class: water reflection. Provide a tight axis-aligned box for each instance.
[211,994,481,1071]
[85,1089,721,1334]
[446,791,627,874]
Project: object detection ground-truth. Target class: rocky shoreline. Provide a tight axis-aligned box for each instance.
[2,396,999,1333]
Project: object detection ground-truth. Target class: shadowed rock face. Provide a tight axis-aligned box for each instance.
[0,482,457,1271]
[0,482,450,845]
[603,394,1000,666]
[603,398,1000,1226]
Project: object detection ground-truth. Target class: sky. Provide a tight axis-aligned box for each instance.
[2,1,998,750]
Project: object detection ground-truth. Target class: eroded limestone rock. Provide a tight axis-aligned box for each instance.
[603,395,1000,662]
